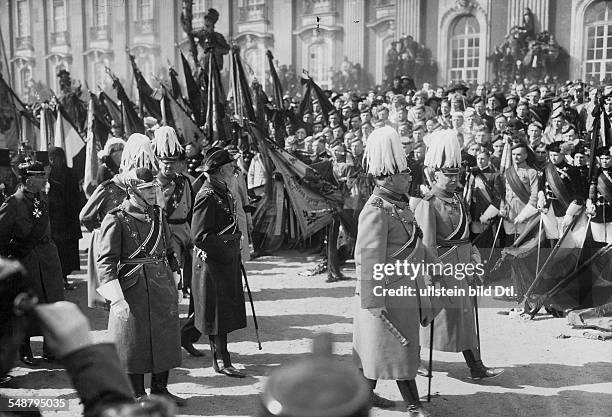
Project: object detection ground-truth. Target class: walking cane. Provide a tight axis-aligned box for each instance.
[427,319,434,402]
[241,263,262,350]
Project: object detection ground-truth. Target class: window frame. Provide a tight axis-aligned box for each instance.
[448,15,480,84]
[583,1,612,82]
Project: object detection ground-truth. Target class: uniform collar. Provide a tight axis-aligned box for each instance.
[205,177,228,194]
[122,199,155,222]
[430,185,456,202]
[373,185,410,208]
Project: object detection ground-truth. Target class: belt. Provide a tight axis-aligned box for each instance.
[119,254,168,266]
[218,233,241,242]
[437,238,470,247]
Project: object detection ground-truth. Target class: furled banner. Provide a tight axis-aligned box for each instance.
[257,135,337,239]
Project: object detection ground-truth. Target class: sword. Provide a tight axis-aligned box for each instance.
[487,218,504,266]
[536,213,543,275]
[241,263,262,350]
[427,319,434,403]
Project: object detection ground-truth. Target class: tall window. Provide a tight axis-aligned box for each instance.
[449,15,480,83]
[136,0,153,21]
[52,0,67,32]
[16,0,30,37]
[308,42,329,87]
[584,1,612,82]
[94,0,109,27]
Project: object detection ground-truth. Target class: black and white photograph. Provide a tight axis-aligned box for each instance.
[0,0,611,416]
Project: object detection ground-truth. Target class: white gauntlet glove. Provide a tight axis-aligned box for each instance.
[97,280,130,321]
[110,299,130,321]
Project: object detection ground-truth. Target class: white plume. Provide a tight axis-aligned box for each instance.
[120,133,156,172]
[424,129,462,169]
[363,126,408,177]
[152,126,183,158]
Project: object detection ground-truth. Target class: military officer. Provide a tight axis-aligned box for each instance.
[353,126,434,416]
[586,147,612,244]
[97,167,184,406]
[418,129,504,380]
[191,148,247,378]
[80,134,157,309]
[150,127,203,358]
[537,141,584,245]
[0,161,64,366]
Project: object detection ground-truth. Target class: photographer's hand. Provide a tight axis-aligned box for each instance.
[34,301,93,358]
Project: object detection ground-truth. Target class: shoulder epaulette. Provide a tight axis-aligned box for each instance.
[197,187,215,199]
[108,206,123,215]
[370,197,384,208]
[101,179,115,187]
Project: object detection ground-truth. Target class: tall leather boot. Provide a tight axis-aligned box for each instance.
[462,349,504,380]
[326,217,346,282]
[151,371,186,407]
[396,379,431,417]
[214,334,245,378]
[128,373,146,399]
[209,335,221,372]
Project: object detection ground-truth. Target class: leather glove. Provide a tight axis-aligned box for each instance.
[479,214,490,224]
[111,299,130,322]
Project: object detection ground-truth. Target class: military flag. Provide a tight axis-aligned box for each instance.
[54,103,86,178]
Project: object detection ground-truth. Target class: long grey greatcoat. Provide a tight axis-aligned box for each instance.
[0,187,64,306]
[416,187,480,353]
[353,187,434,380]
[191,179,247,336]
[97,200,181,374]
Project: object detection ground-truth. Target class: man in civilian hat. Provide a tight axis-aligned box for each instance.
[191,147,247,377]
[97,167,184,405]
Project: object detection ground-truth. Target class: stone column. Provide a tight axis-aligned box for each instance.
[396,0,421,41]
[343,0,365,64]
[507,0,549,32]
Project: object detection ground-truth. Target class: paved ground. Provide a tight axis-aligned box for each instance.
[1,232,611,416]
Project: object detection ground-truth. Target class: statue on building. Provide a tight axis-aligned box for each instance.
[384,35,436,86]
[489,8,567,83]
[180,3,229,94]
[57,69,87,134]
